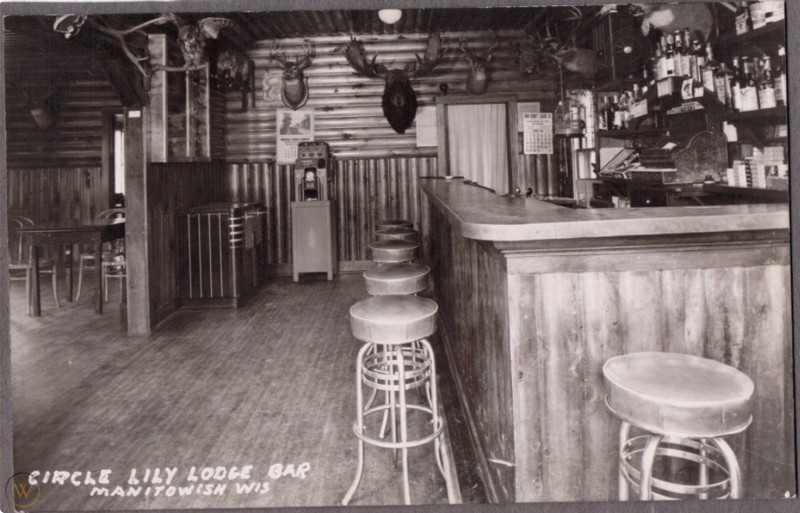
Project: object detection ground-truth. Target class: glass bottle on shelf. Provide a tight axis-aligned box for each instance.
[775,44,787,106]
[739,56,759,112]
[702,42,718,93]
[730,56,743,111]
[597,96,608,131]
[610,95,621,130]
[673,30,685,77]
[681,29,692,78]
[653,40,664,81]
[758,55,777,109]
[716,63,732,108]
[664,33,676,77]
[735,1,751,35]
[691,38,703,82]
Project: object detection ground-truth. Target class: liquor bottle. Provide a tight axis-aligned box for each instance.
[691,38,704,82]
[597,97,608,131]
[656,39,667,80]
[702,42,718,93]
[730,57,743,111]
[673,30,685,76]
[716,63,732,107]
[739,56,759,111]
[775,44,787,106]
[607,95,618,130]
[749,0,767,30]
[735,1,751,35]
[617,91,629,129]
[664,33,676,77]
[681,29,693,78]
[758,55,776,109]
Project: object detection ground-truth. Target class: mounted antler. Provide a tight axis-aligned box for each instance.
[533,6,597,79]
[54,14,172,79]
[343,33,446,134]
[459,39,500,95]
[268,41,315,110]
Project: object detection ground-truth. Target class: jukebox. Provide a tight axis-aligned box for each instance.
[291,142,338,281]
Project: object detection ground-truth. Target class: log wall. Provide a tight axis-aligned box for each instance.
[146,161,229,326]
[5,79,122,169]
[225,30,558,266]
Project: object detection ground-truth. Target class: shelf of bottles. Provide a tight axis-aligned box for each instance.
[596,1,786,138]
[594,1,787,195]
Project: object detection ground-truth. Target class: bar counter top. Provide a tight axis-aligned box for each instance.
[420,177,789,242]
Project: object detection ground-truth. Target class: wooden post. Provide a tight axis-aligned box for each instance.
[124,107,150,336]
[148,34,168,163]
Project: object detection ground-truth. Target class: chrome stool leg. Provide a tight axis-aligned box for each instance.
[342,343,371,506]
[712,437,742,499]
[638,435,663,500]
[618,421,631,500]
[395,344,412,504]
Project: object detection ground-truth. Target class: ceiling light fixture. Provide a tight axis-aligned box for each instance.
[378,9,402,25]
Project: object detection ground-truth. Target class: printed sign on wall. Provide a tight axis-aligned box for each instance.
[276,109,315,164]
[522,112,553,155]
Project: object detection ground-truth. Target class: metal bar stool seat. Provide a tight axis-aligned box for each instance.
[370,239,418,263]
[376,219,413,230]
[603,352,754,500]
[343,295,451,505]
[375,226,418,242]
[364,263,429,295]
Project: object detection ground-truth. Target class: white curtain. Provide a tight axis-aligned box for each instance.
[446,103,509,193]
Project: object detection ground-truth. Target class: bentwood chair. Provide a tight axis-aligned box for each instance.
[75,208,126,302]
[8,215,61,314]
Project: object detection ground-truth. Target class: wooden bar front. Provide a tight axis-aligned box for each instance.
[421,178,793,502]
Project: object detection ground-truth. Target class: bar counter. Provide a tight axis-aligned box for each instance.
[420,177,793,502]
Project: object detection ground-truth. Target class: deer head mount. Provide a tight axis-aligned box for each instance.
[459,39,500,95]
[268,42,314,110]
[343,33,446,134]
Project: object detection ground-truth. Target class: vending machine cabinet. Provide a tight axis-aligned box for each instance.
[291,200,337,281]
[183,202,266,308]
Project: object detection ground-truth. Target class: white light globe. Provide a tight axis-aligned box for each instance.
[378,9,403,24]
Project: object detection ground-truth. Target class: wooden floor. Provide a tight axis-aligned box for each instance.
[10,272,478,509]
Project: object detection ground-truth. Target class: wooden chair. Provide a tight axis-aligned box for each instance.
[76,208,126,302]
[8,215,60,314]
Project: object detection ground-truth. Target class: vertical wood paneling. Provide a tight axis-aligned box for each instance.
[428,205,515,503]
[510,264,793,502]
[226,157,436,266]
[7,167,106,226]
[147,161,229,325]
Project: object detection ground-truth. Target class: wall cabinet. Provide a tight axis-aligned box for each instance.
[148,34,225,162]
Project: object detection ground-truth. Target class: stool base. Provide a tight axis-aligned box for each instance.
[618,421,742,501]
[342,338,451,506]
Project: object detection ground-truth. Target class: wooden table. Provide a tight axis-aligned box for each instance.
[18,221,125,316]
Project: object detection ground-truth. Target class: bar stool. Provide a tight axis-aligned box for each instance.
[603,352,754,500]
[375,226,418,242]
[376,219,413,230]
[364,263,429,296]
[370,239,418,264]
[343,295,450,505]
